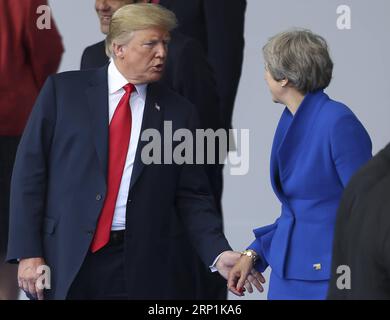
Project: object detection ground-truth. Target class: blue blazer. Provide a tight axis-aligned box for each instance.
[248,90,372,281]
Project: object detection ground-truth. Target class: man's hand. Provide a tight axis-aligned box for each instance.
[18,257,47,300]
[227,254,266,297]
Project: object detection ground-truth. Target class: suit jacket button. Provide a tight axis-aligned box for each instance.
[128,199,132,203]
[96,194,102,201]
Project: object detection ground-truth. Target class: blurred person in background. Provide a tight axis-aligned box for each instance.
[0,0,63,300]
[328,143,390,300]
[155,0,247,135]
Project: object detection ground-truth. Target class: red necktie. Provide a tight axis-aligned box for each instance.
[151,0,160,4]
[90,83,134,253]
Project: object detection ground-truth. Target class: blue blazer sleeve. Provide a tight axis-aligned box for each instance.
[330,115,372,187]
[247,219,279,273]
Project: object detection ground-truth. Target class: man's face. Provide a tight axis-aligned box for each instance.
[95,0,134,34]
[114,27,170,84]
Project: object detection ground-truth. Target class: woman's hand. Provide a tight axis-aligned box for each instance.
[215,250,242,280]
[227,255,266,296]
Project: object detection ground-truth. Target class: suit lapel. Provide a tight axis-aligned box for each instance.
[277,90,328,180]
[270,108,292,203]
[129,83,164,191]
[86,65,109,182]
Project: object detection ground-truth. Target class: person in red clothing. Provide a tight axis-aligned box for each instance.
[0,0,63,299]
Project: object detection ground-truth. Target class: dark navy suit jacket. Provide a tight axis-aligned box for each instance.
[158,0,247,130]
[328,143,390,299]
[248,90,372,282]
[6,65,231,299]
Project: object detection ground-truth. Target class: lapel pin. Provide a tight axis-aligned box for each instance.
[155,103,161,111]
[313,263,322,271]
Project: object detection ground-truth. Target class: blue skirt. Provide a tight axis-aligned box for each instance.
[268,271,329,300]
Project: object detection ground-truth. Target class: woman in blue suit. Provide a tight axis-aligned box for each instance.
[227,29,372,300]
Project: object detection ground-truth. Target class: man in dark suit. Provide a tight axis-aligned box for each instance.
[81,0,227,299]
[6,3,253,300]
[156,0,247,133]
[328,143,390,299]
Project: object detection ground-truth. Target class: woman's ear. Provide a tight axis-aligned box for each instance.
[280,78,289,87]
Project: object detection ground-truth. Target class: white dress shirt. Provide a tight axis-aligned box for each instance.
[108,60,147,231]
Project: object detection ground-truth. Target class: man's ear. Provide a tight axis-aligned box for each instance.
[112,43,126,59]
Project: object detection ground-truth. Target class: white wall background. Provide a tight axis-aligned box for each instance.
[46,0,390,300]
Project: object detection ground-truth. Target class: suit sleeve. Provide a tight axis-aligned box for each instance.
[24,0,64,89]
[247,219,279,273]
[330,115,372,187]
[175,105,231,267]
[6,76,57,263]
[203,0,246,129]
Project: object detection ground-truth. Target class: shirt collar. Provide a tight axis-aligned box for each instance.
[108,59,147,100]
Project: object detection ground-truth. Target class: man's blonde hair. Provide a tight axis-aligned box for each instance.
[105,3,177,57]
